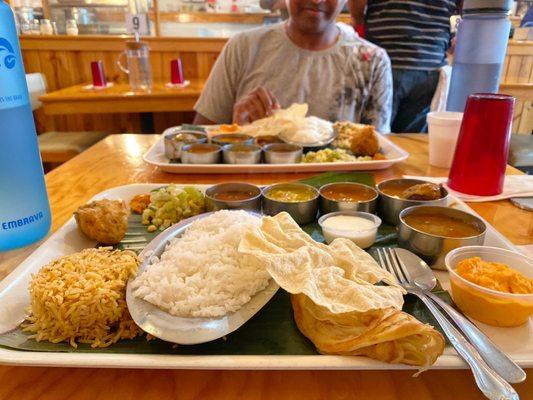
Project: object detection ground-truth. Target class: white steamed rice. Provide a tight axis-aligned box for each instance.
[131,210,270,318]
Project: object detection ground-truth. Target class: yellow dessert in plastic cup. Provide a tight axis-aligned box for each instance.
[445,246,533,327]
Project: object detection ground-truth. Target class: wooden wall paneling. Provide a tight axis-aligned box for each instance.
[153,0,161,36]
[181,52,200,79]
[507,55,522,83]
[206,52,220,76]
[150,51,164,83]
[501,55,510,81]
[55,51,81,88]
[22,50,42,75]
[153,111,195,133]
[512,99,524,134]
[38,51,61,91]
[33,108,46,133]
[518,101,533,134]
[197,53,210,79]
[197,52,220,79]
[103,51,122,84]
[518,55,532,83]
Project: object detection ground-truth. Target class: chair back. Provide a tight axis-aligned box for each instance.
[25,73,47,111]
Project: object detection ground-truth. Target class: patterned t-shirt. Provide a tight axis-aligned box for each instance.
[194,22,393,133]
[365,0,460,71]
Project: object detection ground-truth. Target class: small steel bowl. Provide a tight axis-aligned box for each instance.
[263,143,303,164]
[398,205,487,270]
[376,178,449,225]
[205,182,262,212]
[181,143,221,164]
[255,135,284,147]
[319,182,378,215]
[222,144,262,164]
[211,134,254,146]
[262,183,319,225]
[163,129,208,161]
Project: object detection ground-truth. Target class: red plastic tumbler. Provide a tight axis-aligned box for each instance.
[447,93,515,196]
[170,58,184,85]
[90,60,107,87]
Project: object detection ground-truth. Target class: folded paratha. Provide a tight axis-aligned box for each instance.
[239,212,444,368]
[292,294,445,367]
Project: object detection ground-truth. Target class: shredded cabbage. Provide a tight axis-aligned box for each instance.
[141,185,205,231]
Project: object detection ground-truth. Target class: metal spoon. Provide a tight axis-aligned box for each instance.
[126,212,279,345]
[394,248,526,384]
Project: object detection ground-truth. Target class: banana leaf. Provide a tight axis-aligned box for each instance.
[0,172,452,353]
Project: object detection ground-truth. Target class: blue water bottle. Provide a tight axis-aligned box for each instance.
[446,0,512,111]
[0,1,51,251]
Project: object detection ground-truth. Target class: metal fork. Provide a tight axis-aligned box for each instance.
[376,247,519,400]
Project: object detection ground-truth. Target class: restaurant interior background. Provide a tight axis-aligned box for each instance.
[5,0,533,169]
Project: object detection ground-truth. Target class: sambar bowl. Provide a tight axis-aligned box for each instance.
[263,143,303,164]
[211,133,254,146]
[262,183,319,225]
[205,182,262,212]
[163,129,208,161]
[398,205,486,270]
[222,144,262,164]
[376,178,449,225]
[319,182,378,215]
[181,143,221,164]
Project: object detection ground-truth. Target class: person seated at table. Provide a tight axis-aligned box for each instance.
[193,0,393,133]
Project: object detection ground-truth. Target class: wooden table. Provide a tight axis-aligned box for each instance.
[39,80,205,133]
[40,80,205,115]
[0,134,531,400]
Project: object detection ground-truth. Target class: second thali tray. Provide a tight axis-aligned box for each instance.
[143,134,409,174]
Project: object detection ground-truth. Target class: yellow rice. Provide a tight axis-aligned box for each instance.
[23,247,141,348]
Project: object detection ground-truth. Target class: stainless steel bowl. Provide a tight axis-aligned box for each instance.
[263,143,303,164]
[319,182,378,215]
[398,205,487,270]
[262,183,319,225]
[163,130,208,161]
[205,183,262,212]
[255,135,284,147]
[181,143,221,164]
[222,144,262,164]
[376,178,449,225]
[211,134,254,146]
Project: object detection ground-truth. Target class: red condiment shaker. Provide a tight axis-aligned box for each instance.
[447,93,515,196]
[170,58,184,85]
[90,60,107,87]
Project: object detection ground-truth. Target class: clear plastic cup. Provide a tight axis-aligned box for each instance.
[427,111,463,168]
[445,246,533,327]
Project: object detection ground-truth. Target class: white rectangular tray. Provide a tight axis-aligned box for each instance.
[0,183,531,370]
[143,134,409,174]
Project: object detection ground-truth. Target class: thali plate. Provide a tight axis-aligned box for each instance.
[0,183,531,370]
[143,134,409,174]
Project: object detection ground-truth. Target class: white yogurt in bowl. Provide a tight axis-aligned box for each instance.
[318,211,382,248]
